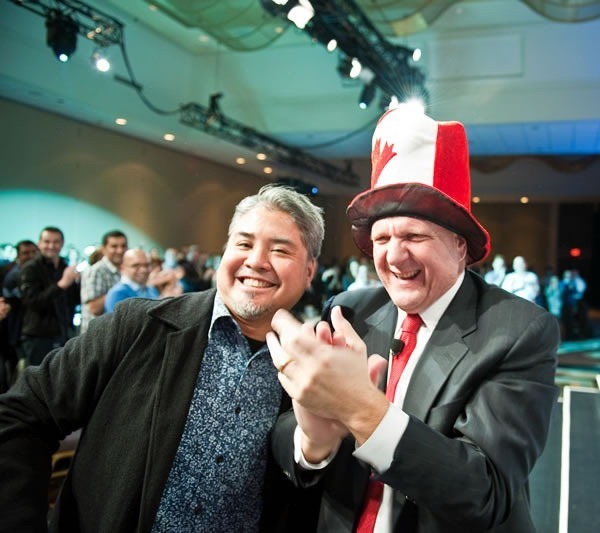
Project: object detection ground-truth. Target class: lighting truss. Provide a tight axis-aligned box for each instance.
[264,0,428,104]
[11,0,124,47]
[9,0,361,186]
[180,102,361,187]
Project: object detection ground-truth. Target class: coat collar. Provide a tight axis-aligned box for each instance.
[147,289,217,330]
[139,290,217,530]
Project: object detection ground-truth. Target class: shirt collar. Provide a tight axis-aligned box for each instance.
[397,270,465,333]
[101,255,120,273]
[209,292,268,355]
[121,275,143,290]
[210,292,238,334]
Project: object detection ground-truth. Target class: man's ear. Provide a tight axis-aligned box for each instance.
[305,258,317,287]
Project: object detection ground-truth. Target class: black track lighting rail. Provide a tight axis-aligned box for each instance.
[180,102,361,187]
[10,0,123,47]
[263,0,428,104]
[9,0,363,187]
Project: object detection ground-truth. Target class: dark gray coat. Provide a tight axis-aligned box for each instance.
[273,271,559,532]
[0,290,316,532]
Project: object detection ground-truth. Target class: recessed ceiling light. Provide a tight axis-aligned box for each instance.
[236,157,246,165]
[148,4,158,11]
[256,153,267,161]
[163,133,175,142]
[520,196,529,204]
[472,196,480,203]
[115,118,127,126]
[263,167,273,174]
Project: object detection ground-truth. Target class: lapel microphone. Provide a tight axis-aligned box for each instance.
[390,338,404,354]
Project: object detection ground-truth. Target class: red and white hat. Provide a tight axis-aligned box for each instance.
[347,105,490,265]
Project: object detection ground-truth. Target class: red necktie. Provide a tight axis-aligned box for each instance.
[356,313,423,533]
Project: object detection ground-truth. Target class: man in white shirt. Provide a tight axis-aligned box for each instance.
[501,255,540,303]
[267,106,559,532]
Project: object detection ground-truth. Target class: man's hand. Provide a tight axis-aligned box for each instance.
[57,265,79,289]
[267,306,390,446]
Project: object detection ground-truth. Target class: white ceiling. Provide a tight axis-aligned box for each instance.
[1,0,599,196]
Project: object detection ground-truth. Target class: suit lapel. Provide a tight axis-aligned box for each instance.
[363,299,398,360]
[403,274,478,421]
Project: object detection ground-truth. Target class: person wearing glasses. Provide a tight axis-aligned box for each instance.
[104,248,159,312]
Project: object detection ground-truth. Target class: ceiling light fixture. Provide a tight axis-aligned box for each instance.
[286,0,314,29]
[17,1,124,63]
[358,81,376,109]
[349,57,362,79]
[261,0,429,110]
[46,9,79,62]
[92,49,111,72]
[262,0,314,30]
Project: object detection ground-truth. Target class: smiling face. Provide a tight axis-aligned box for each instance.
[371,216,467,314]
[216,205,316,340]
[121,249,151,285]
[38,230,64,265]
[102,236,128,267]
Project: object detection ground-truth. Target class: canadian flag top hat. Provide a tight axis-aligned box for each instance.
[347,106,490,265]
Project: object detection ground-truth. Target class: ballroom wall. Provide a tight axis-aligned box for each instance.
[1,97,598,305]
[0,98,353,262]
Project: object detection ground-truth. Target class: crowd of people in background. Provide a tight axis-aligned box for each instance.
[0,231,224,392]
[0,231,593,393]
[480,253,590,340]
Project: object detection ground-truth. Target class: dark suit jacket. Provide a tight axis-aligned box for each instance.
[19,255,80,339]
[272,271,559,532]
[0,289,319,532]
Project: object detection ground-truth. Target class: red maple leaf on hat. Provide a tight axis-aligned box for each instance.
[371,138,397,186]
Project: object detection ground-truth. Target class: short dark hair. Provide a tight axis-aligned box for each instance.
[16,240,37,254]
[102,230,127,246]
[40,226,64,241]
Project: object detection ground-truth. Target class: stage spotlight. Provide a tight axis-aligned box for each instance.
[46,9,79,62]
[263,0,314,29]
[92,49,111,72]
[349,58,362,79]
[287,0,314,29]
[358,81,376,109]
[337,55,362,79]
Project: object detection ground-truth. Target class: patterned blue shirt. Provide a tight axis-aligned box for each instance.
[152,293,282,532]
